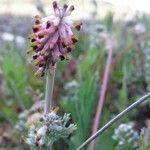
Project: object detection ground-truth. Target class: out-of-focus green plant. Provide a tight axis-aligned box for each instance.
[139,128,150,150]
[61,47,100,149]
[112,123,139,150]
[1,43,32,122]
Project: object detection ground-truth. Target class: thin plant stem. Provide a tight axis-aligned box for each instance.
[44,68,56,150]
[134,37,145,75]
[48,141,53,150]
[90,47,113,150]
[77,92,150,150]
[45,141,53,150]
[44,67,56,114]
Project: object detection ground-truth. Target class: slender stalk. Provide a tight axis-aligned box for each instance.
[90,47,113,150]
[44,68,56,150]
[44,67,56,114]
[134,36,145,75]
[48,141,53,150]
[77,92,150,150]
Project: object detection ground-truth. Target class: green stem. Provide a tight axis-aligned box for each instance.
[48,141,53,150]
[77,92,150,150]
[44,68,56,114]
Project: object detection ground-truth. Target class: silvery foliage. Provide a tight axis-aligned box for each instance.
[112,123,139,148]
[85,23,106,48]
[26,111,77,147]
[140,126,150,147]
[15,110,28,131]
[63,80,79,102]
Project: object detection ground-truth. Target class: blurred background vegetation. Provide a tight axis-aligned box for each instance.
[1,0,150,150]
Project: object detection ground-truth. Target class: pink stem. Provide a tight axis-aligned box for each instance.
[89,47,113,150]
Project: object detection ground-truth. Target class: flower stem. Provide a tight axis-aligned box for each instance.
[44,67,56,114]
[48,141,53,150]
[90,47,113,150]
[77,92,150,150]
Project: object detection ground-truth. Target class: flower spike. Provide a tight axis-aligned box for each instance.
[27,1,81,77]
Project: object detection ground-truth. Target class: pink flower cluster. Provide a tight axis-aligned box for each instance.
[28,1,81,76]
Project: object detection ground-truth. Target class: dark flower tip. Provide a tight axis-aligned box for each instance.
[38,32,45,39]
[33,55,38,59]
[46,21,51,29]
[60,55,65,60]
[63,4,68,9]
[75,23,82,31]
[32,25,40,33]
[35,19,41,25]
[67,47,72,52]
[72,36,78,43]
[69,5,75,11]
[53,1,57,9]
[31,38,36,42]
